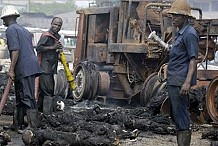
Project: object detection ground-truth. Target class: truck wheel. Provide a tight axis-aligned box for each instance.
[72,62,99,101]
[206,76,218,123]
[140,72,159,106]
[147,81,167,114]
[97,71,110,96]
[72,63,88,101]
[54,69,69,99]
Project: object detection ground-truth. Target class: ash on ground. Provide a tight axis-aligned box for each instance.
[0,72,216,146]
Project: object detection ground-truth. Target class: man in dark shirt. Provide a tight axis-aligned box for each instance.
[1,5,42,133]
[36,17,63,115]
[167,0,199,145]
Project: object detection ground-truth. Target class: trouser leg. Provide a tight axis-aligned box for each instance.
[39,73,55,116]
[17,106,25,129]
[15,76,38,134]
[168,85,191,146]
[168,85,190,130]
[37,91,44,112]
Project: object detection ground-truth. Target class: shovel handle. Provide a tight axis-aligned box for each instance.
[0,78,12,115]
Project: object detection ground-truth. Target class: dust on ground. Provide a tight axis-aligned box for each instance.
[0,72,214,146]
[0,116,212,146]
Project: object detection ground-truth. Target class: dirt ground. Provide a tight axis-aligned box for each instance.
[120,128,211,146]
[0,72,214,146]
[0,111,212,146]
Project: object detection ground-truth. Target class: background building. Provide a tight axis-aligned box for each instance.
[189,0,218,11]
[0,0,217,30]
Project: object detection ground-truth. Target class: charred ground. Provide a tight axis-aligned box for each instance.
[0,73,216,146]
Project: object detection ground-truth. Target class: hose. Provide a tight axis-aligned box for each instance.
[59,51,76,90]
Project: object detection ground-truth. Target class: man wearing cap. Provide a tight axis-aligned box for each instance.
[167,0,199,146]
[1,5,42,133]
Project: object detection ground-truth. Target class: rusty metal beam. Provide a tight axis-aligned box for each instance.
[117,74,133,98]
[76,7,119,15]
[74,13,86,67]
[108,43,148,53]
[114,65,127,74]
[197,70,218,80]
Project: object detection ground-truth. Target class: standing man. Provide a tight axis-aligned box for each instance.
[167,0,199,146]
[1,5,42,133]
[36,17,63,115]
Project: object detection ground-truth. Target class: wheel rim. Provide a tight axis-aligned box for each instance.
[72,65,87,101]
[75,69,85,95]
[72,62,99,101]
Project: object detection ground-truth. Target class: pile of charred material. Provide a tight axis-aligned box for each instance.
[0,72,215,146]
[0,72,177,146]
[202,129,218,146]
[24,99,176,146]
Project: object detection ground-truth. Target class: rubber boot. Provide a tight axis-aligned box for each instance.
[177,130,191,146]
[26,109,38,129]
[17,107,26,134]
[3,100,18,131]
[43,96,54,116]
[18,109,38,134]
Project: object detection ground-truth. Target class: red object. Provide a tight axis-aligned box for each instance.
[0,78,12,114]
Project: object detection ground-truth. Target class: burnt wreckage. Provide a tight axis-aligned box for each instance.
[72,0,218,124]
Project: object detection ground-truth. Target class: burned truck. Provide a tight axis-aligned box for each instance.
[71,0,218,120]
[73,0,171,103]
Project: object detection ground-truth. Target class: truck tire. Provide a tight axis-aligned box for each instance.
[140,72,159,107]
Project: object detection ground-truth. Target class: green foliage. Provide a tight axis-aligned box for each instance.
[29,1,76,16]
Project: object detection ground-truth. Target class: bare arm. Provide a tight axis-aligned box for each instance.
[39,41,63,53]
[180,58,197,95]
[8,50,19,80]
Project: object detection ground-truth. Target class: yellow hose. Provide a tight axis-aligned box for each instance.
[59,51,76,90]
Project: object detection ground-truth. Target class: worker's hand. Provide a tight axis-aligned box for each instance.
[180,81,191,95]
[53,42,63,51]
[8,70,15,81]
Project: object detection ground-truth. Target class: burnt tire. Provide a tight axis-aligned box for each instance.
[140,72,159,107]
[206,76,218,123]
[147,82,168,115]
[72,62,99,101]
[97,71,110,96]
[54,69,69,99]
